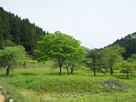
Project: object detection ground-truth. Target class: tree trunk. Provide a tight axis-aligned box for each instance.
[6,66,10,76]
[110,65,113,75]
[92,59,96,76]
[93,66,96,76]
[70,68,74,74]
[130,72,133,76]
[92,56,97,76]
[58,58,63,75]
[59,64,62,75]
[67,67,70,75]
[127,72,129,79]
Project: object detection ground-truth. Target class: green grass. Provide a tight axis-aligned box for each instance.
[0,67,136,102]
[0,79,26,102]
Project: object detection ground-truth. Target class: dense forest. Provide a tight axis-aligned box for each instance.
[111,32,136,59]
[0,7,47,55]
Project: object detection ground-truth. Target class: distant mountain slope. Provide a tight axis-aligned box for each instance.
[111,32,136,59]
[0,7,47,54]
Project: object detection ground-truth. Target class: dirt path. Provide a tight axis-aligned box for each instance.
[0,94,5,102]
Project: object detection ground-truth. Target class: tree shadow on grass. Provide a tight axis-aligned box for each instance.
[19,72,38,76]
[0,74,17,77]
[89,74,110,77]
[44,72,68,76]
[113,75,135,79]
[45,73,61,76]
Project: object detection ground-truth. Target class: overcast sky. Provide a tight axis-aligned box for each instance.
[0,0,136,48]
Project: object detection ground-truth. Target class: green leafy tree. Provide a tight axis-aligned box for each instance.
[101,45,125,75]
[0,46,26,76]
[127,54,136,75]
[117,61,134,79]
[36,31,86,75]
[64,60,79,75]
[64,49,85,75]
[84,49,105,76]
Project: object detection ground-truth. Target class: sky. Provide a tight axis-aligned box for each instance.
[0,0,136,49]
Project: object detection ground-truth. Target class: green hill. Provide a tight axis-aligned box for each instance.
[111,32,136,59]
[0,7,47,54]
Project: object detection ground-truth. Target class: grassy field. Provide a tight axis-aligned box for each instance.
[0,64,136,102]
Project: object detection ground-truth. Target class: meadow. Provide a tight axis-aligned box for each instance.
[0,61,136,102]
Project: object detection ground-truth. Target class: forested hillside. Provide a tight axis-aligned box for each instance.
[0,7,46,54]
[111,32,136,59]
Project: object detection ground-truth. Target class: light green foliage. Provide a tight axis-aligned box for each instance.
[0,46,26,75]
[64,59,83,75]
[117,61,134,78]
[101,45,126,75]
[64,47,86,74]
[36,31,86,75]
[0,45,25,67]
[37,31,84,60]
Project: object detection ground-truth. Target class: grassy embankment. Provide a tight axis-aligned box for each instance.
[0,60,136,102]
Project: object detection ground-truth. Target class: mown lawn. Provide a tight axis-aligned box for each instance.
[0,67,136,102]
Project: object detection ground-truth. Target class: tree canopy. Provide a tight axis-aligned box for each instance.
[0,46,26,75]
[101,45,126,75]
[84,49,105,76]
[117,61,135,79]
[36,31,86,75]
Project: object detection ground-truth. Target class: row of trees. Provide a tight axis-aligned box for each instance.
[84,45,125,76]
[0,31,136,78]
[36,32,136,78]
[1,7,136,77]
[85,47,136,79]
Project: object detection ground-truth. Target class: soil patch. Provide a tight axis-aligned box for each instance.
[102,80,124,88]
[0,94,5,102]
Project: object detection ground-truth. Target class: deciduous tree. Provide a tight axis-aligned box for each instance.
[36,31,86,75]
[0,46,26,76]
[101,45,125,75]
[117,61,134,79]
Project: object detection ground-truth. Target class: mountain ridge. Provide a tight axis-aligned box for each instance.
[110,32,136,59]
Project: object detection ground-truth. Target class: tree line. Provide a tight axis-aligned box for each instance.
[0,31,135,79]
[0,7,136,78]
